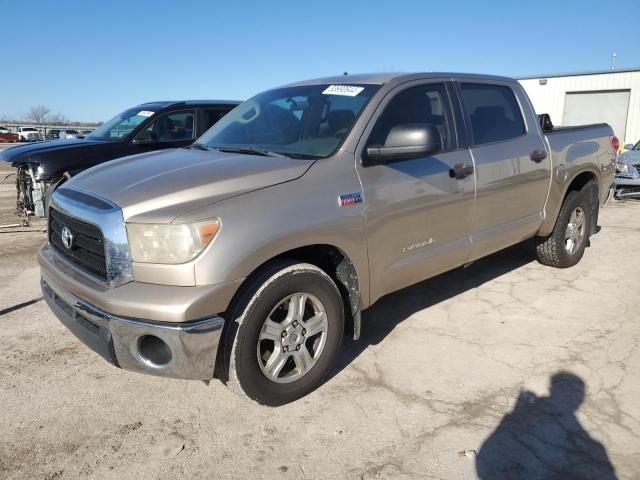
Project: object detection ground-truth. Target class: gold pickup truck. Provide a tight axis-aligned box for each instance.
[38,73,616,405]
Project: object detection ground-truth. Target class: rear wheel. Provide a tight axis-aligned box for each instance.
[535,183,595,268]
[223,260,344,406]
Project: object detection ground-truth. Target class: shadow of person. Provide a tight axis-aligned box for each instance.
[476,372,617,479]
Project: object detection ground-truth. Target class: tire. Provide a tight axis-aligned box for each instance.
[535,182,595,268]
[222,260,344,406]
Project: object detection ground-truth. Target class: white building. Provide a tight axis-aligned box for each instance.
[519,68,640,145]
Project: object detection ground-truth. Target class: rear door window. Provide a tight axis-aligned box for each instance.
[460,83,525,145]
[202,108,230,131]
[143,110,196,142]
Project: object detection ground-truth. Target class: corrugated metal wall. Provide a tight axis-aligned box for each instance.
[519,70,640,144]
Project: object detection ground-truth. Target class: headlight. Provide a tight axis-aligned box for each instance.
[126,220,220,264]
[616,163,630,174]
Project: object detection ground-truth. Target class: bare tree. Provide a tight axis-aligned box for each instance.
[48,113,68,125]
[26,105,51,125]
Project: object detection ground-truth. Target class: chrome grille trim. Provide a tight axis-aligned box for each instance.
[49,187,133,288]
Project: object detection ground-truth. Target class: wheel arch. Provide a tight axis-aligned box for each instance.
[224,243,363,340]
[565,170,598,194]
[538,168,599,237]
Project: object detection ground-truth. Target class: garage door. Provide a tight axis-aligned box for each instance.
[563,90,630,139]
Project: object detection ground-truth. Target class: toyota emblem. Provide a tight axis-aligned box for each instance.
[61,226,74,250]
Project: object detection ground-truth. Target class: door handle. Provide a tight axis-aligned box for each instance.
[530,149,547,163]
[449,163,474,180]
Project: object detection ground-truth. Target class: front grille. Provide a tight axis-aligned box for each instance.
[635,165,640,176]
[49,207,107,281]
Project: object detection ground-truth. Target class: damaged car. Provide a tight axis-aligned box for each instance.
[0,100,240,223]
[614,140,640,199]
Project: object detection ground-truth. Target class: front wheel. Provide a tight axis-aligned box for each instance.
[223,261,344,406]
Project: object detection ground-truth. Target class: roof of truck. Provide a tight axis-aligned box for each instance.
[136,100,242,110]
[284,72,515,87]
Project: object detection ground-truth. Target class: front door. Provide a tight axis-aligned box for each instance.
[356,81,476,303]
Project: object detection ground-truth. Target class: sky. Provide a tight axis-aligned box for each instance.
[1,0,639,122]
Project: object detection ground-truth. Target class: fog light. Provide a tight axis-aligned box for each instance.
[137,335,172,366]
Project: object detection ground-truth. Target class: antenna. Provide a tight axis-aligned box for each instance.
[611,53,617,70]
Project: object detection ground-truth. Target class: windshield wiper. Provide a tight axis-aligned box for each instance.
[190,142,211,151]
[284,152,322,160]
[215,147,288,158]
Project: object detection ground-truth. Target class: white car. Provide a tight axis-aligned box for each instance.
[17,127,43,142]
[58,129,83,139]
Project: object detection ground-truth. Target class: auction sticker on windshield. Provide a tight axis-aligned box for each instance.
[137,111,155,117]
[322,85,364,96]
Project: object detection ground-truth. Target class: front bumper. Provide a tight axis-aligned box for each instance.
[41,274,225,380]
[38,243,242,322]
[613,175,640,187]
[613,174,640,198]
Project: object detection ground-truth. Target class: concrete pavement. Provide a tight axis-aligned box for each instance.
[1,161,638,479]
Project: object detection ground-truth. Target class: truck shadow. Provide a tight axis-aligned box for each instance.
[330,238,537,377]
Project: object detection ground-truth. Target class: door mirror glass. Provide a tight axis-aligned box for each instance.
[624,144,634,150]
[365,124,442,165]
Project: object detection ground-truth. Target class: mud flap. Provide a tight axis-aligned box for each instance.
[587,181,599,236]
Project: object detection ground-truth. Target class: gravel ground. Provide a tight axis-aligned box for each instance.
[0,160,639,479]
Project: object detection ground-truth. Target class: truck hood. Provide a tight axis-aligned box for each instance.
[618,150,640,164]
[66,148,315,223]
[0,138,108,175]
[0,138,99,162]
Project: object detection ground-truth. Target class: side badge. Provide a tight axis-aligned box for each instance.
[338,192,363,207]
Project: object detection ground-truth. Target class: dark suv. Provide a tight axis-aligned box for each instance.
[1,100,240,222]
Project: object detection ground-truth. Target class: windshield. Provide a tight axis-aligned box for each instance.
[198,84,380,158]
[88,107,155,141]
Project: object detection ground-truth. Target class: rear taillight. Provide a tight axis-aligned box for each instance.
[610,135,620,153]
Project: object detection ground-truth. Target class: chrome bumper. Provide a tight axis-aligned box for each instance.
[41,275,224,380]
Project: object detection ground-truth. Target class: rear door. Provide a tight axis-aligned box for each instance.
[357,80,476,302]
[457,80,551,261]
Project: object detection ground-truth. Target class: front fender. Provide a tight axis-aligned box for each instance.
[182,154,371,307]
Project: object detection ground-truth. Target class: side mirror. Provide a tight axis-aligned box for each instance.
[538,113,553,133]
[624,144,634,150]
[132,131,158,145]
[364,124,442,166]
